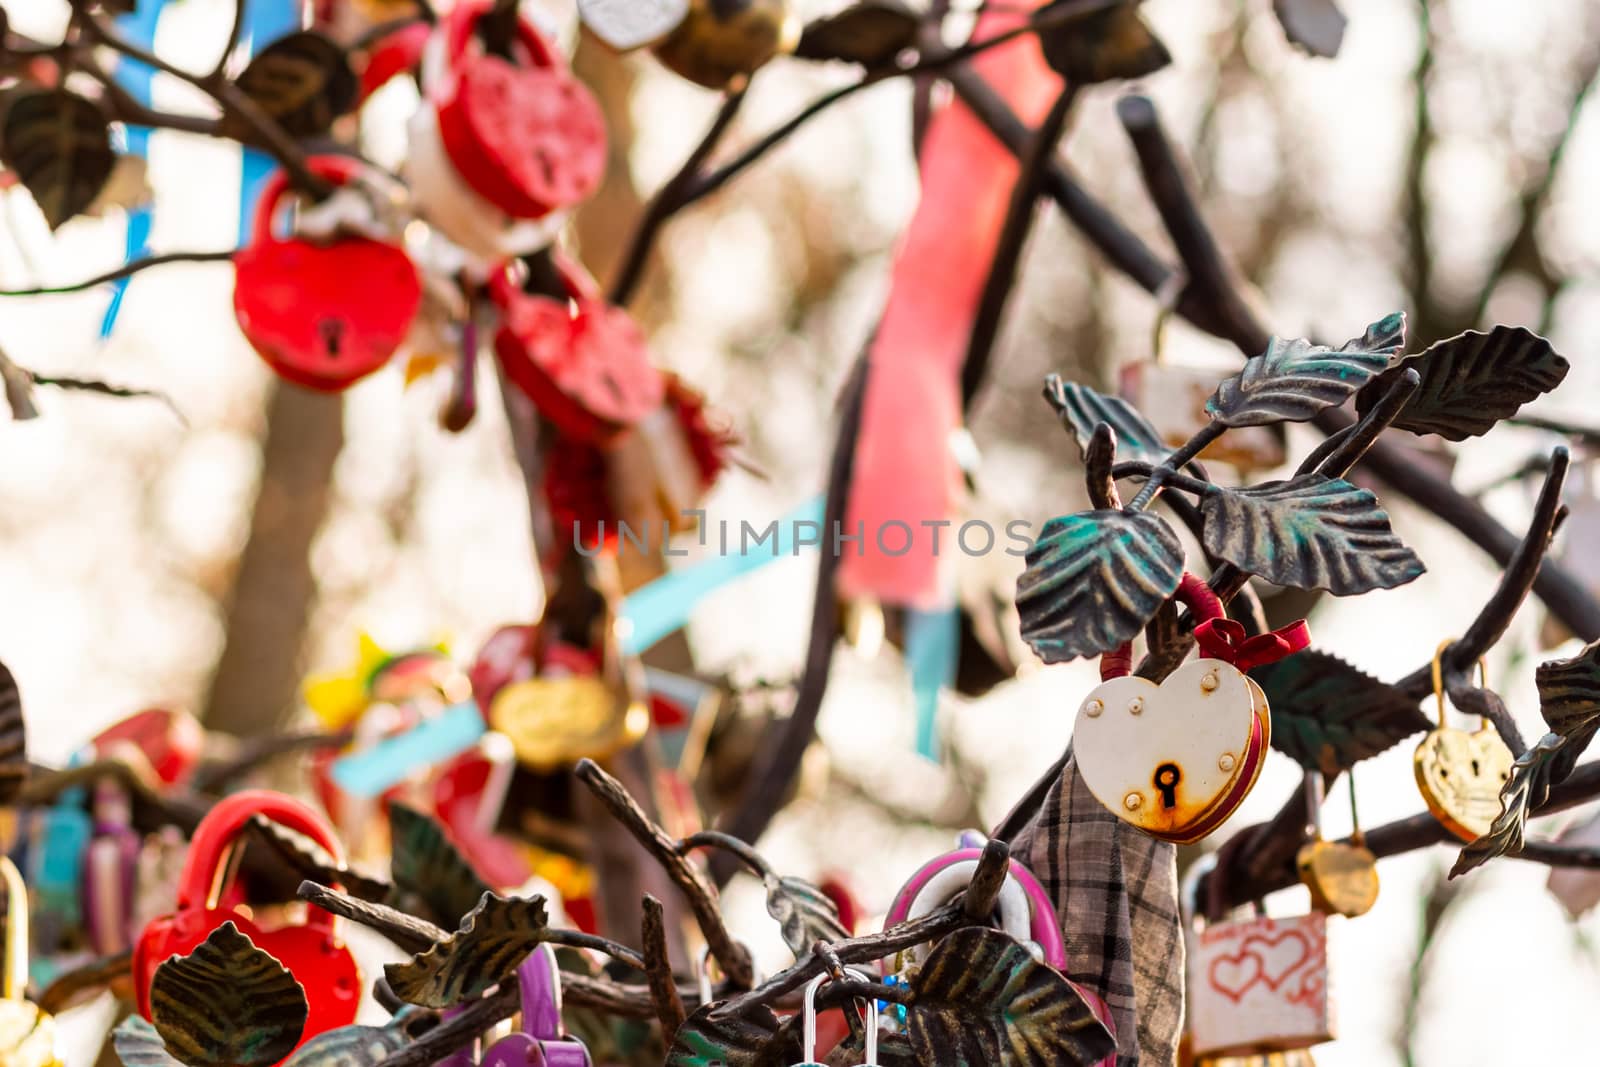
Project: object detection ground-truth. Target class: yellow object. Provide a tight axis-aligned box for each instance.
[303,632,393,729]
[490,677,648,770]
[652,0,800,90]
[1414,640,1514,842]
[0,858,61,1067]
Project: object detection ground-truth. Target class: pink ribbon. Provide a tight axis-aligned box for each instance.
[1194,617,1311,672]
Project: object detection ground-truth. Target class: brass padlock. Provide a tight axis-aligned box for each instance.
[1414,641,1514,842]
[0,857,62,1067]
[1295,772,1378,918]
[652,0,801,90]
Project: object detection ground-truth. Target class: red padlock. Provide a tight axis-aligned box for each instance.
[91,708,204,787]
[233,156,422,392]
[429,0,607,219]
[133,791,361,1058]
[491,256,665,444]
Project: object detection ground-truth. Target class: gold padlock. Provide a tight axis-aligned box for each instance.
[651,0,801,90]
[1414,641,1514,842]
[0,857,62,1067]
[490,557,649,770]
[1295,771,1378,918]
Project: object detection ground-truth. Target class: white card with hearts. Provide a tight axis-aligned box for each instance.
[1188,912,1338,1057]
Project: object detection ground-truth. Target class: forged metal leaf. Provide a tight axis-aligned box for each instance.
[794,0,918,67]
[1037,3,1171,84]
[150,923,307,1067]
[0,88,115,229]
[1042,376,1167,466]
[1249,651,1430,772]
[0,659,27,804]
[764,874,849,958]
[666,1005,800,1067]
[225,31,356,139]
[1356,326,1569,441]
[247,815,391,903]
[1199,475,1425,594]
[387,802,492,927]
[1451,732,1563,877]
[1206,313,1405,427]
[907,927,1115,1066]
[1534,638,1600,785]
[1273,0,1347,57]
[113,1017,185,1067]
[281,1021,411,1067]
[825,1031,918,1067]
[384,893,549,1008]
[1017,510,1183,663]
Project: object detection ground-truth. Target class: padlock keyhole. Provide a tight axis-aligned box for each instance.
[1154,763,1181,810]
[1471,759,1481,777]
[319,318,344,358]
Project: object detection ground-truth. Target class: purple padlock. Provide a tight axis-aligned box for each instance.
[82,779,142,955]
[481,945,592,1067]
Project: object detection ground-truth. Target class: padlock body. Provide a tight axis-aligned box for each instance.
[134,907,360,1059]
[233,233,421,392]
[1187,913,1337,1057]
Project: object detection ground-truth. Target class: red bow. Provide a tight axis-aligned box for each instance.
[1194,618,1311,672]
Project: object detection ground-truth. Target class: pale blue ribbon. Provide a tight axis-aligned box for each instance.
[101,0,166,336]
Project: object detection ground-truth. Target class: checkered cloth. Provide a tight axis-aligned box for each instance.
[1012,751,1185,1066]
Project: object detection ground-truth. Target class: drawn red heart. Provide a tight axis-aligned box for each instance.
[434,2,607,218]
[233,160,421,392]
[492,270,665,444]
[1207,949,1264,1003]
[1242,929,1313,990]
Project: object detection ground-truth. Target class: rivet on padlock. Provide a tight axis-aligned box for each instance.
[0,856,63,1067]
[1414,639,1515,842]
[1296,771,1379,919]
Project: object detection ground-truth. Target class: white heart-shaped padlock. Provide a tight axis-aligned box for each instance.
[1074,658,1268,844]
[1071,572,1302,844]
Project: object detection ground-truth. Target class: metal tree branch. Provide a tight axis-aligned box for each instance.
[0,251,236,298]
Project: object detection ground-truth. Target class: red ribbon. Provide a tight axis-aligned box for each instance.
[1194,618,1311,672]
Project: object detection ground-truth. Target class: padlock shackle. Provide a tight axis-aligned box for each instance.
[248,156,365,250]
[442,0,560,76]
[884,848,1066,972]
[0,856,28,1001]
[176,791,346,933]
[1100,572,1223,680]
[488,251,603,314]
[1430,638,1490,730]
[516,944,564,1041]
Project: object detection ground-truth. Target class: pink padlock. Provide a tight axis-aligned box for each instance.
[481,945,591,1067]
[885,842,1115,1062]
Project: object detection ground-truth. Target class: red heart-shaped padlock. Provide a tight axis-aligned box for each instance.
[134,791,361,1060]
[491,256,665,444]
[233,156,422,392]
[431,1,607,219]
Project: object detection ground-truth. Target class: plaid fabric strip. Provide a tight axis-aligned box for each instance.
[1014,752,1184,1066]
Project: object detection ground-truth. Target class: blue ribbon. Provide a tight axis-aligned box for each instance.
[619,495,827,655]
[100,0,167,337]
[237,0,302,245]
[905,604,959,760]
[330,702,487,799]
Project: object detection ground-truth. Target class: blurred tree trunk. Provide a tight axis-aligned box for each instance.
[202,383,343,736]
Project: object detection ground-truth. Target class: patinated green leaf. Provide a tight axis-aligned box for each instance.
[150,923,307,1067]
[226,31,356,139]
[1250,651,1430,772]
[1207,313,1404,427]
[1042,377,1168,466]
[385,893,549,1008]
[906,927,1115,1066]
[1017,511,1183,664]
[1200,475,1425,594]
[0,658,27,805]
[666,1005,800,1067]
[765,874,849,959]
[113,1016,185,1067]
[0,88,115,229]
[1357,325,1568,441]
[281,1020,412,1067]
[1037,3,1170,84]
[387,802,493,928]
